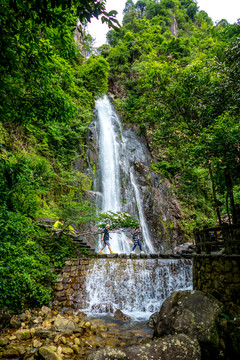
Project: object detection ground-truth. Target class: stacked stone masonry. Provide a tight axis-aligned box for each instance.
[193,255,240,308]
[54,258,90,309]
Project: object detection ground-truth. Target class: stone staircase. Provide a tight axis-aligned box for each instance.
[70,235,96,256]
[36,217,96,256]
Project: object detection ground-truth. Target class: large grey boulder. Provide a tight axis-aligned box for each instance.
[54,314,76,332]
[153,290,224,357]
[87,334,201,360]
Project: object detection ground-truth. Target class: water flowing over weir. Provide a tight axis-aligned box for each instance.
[81,258,192,321]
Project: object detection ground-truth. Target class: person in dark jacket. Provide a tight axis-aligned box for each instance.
[99,224,114,254]
[131,226,143,252]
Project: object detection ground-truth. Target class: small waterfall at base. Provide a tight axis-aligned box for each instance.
[81,258,192,321]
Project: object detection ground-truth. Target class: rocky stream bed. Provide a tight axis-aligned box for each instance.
[0,306,152,360]
[0,290,240,360]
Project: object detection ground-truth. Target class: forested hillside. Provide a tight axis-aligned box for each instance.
[102,0,240,234]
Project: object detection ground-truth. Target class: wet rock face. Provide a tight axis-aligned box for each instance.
[87,334,201,360]
[86,112,185,251]
[122,128,184,252]
[153,290,224,358]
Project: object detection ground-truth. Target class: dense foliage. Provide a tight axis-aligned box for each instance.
[102,0,240,234]
[0,0,114,311]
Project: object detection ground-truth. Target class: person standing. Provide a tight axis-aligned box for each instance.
[52,218,76,235]
[52,218,64,235]
[99,224,114,254]
[131,226,143,253]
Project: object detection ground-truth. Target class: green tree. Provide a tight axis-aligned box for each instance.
[123,0,135,14]
[80,56,110,96]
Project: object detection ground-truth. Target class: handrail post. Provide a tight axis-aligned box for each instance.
[222,225,232,255]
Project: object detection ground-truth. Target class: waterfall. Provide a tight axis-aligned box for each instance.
[81,258,192,321]
[81,96,193,322]
[97,96,121,214]
[95,95,154,254]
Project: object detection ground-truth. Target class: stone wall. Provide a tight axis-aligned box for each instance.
[54,258,91,310]
[193,255,240,309]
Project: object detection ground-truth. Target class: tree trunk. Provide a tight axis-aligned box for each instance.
[226,193,231,225]
[225,170,237,224]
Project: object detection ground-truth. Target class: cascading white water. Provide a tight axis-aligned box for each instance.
[96,96,121,214]
[130,169,155,254]
[95,95,154,254]
[81,258,192,321]
[95,96,130,254]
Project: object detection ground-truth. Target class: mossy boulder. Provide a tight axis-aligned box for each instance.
[87,334,201,360]
[38,346,62,360]
[153,290,224,358]
[15,329,32,340]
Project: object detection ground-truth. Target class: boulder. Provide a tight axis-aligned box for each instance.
[153,290,224,358]
[87,334,201,360]
[0,337,9,346]
[41,306,52,315]
[87,346,128,360]
[113,309,131,322]
[10,315,21,329]
[33,339,43,348]
[38,346,62,360]
[16,329,32,340]
[3,346,20,358]
[61,346,74,355]
[54,315,76,332]
[34,329,54,339]
[0,307,12,328]
[148,312,160,328]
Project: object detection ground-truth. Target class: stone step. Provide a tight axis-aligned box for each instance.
[75,243,93,249]
[73,241,91,246]
[71,239,96,253]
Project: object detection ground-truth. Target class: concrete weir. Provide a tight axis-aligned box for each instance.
[54,255,193,321]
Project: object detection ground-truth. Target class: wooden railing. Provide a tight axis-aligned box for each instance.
[194,224,240,255]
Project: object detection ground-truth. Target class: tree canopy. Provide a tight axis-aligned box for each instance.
[103,0,240,233]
